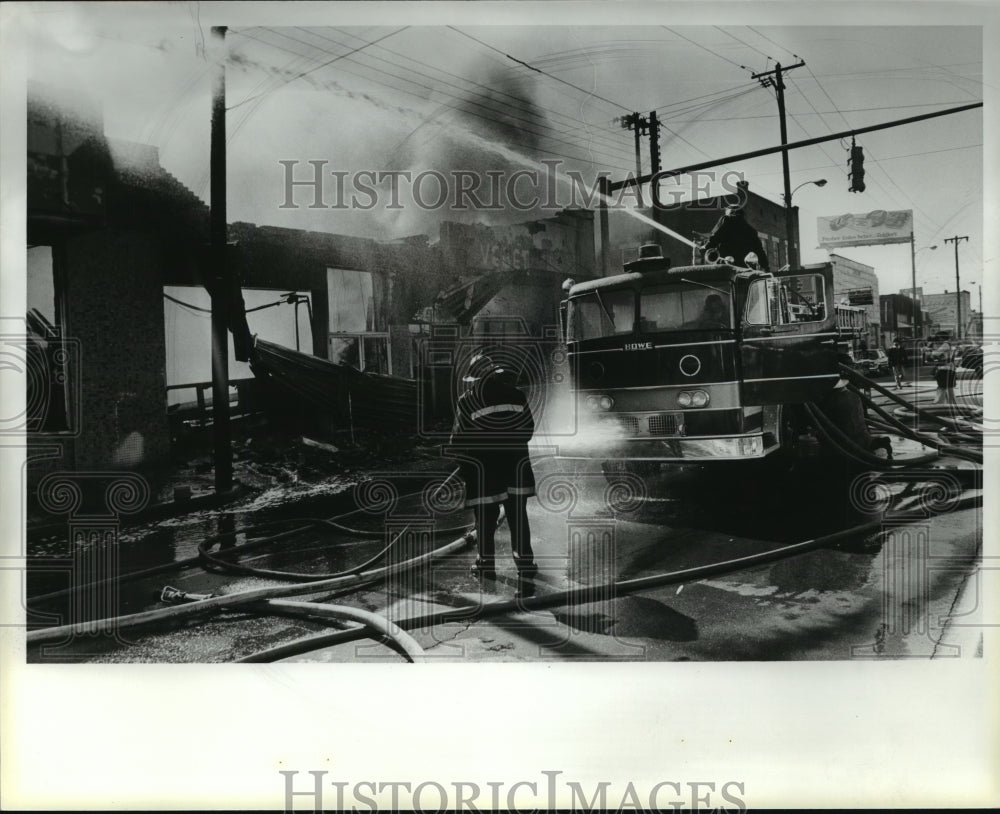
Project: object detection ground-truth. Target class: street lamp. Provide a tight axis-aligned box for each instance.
[907,242,937,387]
[910,241,937,340]
[969,281,982,339]
[784,179,827,270]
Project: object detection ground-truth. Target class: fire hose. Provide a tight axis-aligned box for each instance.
[237,490,984,663]
[26,368,983,662]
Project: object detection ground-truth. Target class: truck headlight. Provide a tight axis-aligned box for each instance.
[677,390,709,408]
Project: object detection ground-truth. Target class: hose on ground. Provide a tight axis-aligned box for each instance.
[849,386,983,466]
[196,467,464,581]
[28,474,464,606]
[804,401,940,470]
[26,516,336,607]
[237,492,984,663]
[25,529,474,645]
[261,600,426,663]
[840,363,981,431]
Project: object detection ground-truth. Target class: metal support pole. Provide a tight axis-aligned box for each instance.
[598,176,610,276]
[609,101,980,194]
[632,122,644,208]
[944,235,968,340]
[210,26,233,493]
[774,65,796,270]
[910,232,919,385]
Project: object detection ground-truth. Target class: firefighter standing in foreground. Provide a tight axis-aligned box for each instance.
[448,353,538,581]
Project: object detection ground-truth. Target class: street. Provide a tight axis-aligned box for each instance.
[25,373,983,664]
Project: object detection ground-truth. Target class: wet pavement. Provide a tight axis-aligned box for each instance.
[24,374,983,663]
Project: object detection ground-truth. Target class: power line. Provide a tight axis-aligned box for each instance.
[310,26,636,158]
[750,142,981,176]
[290,27,633,165]
[810,62,981,79]
[714,26,772,63]
[745,26,800,60]
[653,82,760,114]
[531,40,684,67]
[165,292,291,315]
[446,26,631,113]
[227,26,408,110]
[230,27,637,173]
[659,100,983,122]
[164,292,212,315]
[607,101,981,191]
[272,25,639,165]
[662,26,753,73]
[798,67,960,240]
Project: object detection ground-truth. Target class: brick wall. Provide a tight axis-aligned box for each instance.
[61,229,170,470]
[606,191,791,275]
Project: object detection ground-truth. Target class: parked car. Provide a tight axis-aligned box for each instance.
[844,349,864,373]
[859,348,890,376]
[956,345,983,377]
[924,341,953,364]
[901,339,926,363]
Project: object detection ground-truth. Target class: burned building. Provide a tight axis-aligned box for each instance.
[26,82,208,479]
[25,83,597,478]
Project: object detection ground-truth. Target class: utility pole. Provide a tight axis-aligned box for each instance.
[753,60,805,269]
[909,232,919,341]
[944,235,968,340]
[909,232,919,385]
[648,110,661,227]
[619,112,650,207]
[598,176,610,276]
[210,25,233,493]
[608,102,981,194]
[648,111,661,176]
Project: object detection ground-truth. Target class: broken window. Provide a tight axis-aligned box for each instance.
[327,268,388,372]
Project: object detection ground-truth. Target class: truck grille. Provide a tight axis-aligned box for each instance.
[647,413,680,436]
[616,415,640,435]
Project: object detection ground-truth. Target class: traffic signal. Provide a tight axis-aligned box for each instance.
[849,140,865,193]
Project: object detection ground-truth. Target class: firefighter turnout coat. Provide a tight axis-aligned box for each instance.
[448,368,536,507]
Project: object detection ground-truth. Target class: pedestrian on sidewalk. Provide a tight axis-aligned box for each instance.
[447,352,538,582]
[887,339,908,389]
[933,359,957,404]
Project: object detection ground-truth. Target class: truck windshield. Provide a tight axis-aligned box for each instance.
[639,284,732,331]
[568,289,636,340]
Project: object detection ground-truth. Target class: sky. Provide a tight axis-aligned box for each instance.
[7,6,989,301]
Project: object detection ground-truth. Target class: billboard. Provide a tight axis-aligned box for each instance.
[817,209,913,249]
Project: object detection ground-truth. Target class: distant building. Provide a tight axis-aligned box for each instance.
[605,183,792,275]
[922,290,972,340]
[879,293,921,345]
[827,254,881,347]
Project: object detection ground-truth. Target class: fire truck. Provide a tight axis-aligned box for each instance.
[558,245,842,463]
